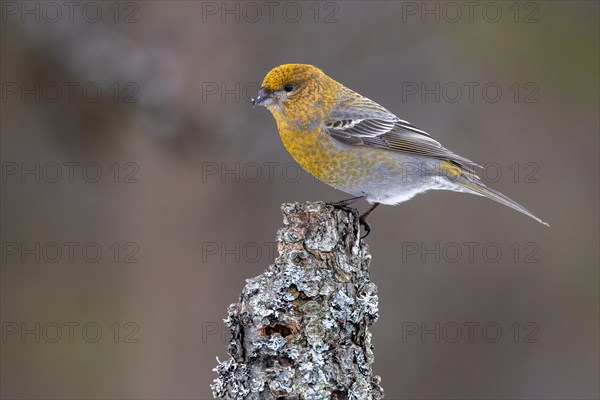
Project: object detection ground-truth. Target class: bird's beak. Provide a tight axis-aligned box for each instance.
[252,87,274,108]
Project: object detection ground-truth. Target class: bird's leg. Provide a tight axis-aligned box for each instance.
[327,195,366,207]
[359,203,380,238]
[327,196,366,232]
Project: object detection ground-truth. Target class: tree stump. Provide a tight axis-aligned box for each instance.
[211,201,383,400]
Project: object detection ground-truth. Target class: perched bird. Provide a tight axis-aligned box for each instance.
[252,64,548,234]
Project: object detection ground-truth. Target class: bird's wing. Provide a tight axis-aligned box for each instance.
[324,91,480,168]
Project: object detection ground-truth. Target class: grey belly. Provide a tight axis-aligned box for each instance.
[334,154,465,205]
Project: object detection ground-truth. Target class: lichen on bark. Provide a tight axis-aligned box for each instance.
[211,201,383,400]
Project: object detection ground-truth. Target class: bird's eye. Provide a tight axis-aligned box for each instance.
[284,83,294,92]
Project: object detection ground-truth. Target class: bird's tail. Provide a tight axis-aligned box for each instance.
[458,179,549,227]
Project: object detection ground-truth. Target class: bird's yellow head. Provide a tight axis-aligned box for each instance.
[253,64,334,122]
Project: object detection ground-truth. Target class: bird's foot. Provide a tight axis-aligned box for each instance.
[327,200,373,239]
[358,203,381,239]
[358,214,372,238]
[328,197,376,239]
[328,202,361,225]
[327,202,363,235]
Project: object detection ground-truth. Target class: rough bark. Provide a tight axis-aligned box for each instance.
[211,201,383,400]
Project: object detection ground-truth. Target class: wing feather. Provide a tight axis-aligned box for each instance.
[324,90,480,168]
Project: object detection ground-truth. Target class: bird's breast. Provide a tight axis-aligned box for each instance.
[276,121,332,180]
[274,117,385,192]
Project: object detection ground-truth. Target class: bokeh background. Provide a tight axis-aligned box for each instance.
[1,1,598,399]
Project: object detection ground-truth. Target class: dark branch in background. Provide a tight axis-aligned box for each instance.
[212,202,383,400]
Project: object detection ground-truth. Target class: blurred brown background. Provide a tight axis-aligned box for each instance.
[1,1,598,399]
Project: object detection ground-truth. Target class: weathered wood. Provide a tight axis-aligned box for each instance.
[212,202,383,400]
